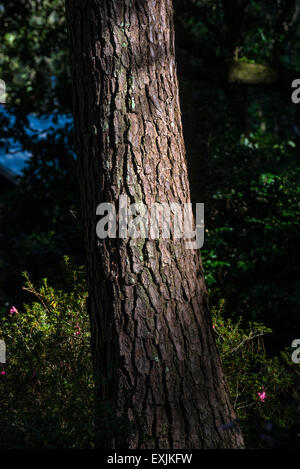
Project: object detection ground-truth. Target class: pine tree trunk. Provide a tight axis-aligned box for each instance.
[65,0,244,449]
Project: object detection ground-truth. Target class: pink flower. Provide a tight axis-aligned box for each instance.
[1,370,5,376]
[75,323,81,336]
[258,390,267,402]
[9,306,18,315]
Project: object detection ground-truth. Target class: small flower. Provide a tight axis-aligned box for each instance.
[9,306,18,315]
[75,322,81,336]
[258,390,267,402]
[1,370,6,376]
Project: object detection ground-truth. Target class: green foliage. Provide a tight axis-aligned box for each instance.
[0,0,71,113]
[0,0,299,449]
[0,116,83,307]
[212,299,300,448]
[181,75,300,349]
[0,262,299,448]
[0,259,138,449]
[199,126,300,347]
[0,1,81,308]
[0,258,94,448]
[174,0,300,68]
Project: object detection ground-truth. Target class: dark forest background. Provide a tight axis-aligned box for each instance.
[0,0,299,449]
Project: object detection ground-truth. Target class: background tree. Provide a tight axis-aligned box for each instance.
[65,0,244,449]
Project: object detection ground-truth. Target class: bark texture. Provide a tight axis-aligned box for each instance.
[65,0,244,449]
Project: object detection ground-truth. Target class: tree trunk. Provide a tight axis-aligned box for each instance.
[65,0,244,449]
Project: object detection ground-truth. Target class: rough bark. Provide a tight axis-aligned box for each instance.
[65,0,244,449]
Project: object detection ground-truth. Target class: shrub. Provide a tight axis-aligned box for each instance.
[0,260,299,448]
[0,256,94,448]
[212,299,300,448]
